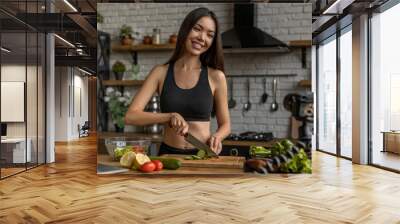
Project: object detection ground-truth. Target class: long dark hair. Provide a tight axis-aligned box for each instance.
[166,7,224,73]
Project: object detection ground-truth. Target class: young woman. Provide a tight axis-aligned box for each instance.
[125,7,230,155]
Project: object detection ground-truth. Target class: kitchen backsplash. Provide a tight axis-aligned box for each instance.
[98,3,311,138]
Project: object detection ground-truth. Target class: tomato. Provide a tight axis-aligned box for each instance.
[152,160,163,171]
[140,161,156,173]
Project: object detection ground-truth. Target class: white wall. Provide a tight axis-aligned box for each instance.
[1,65,37,137]
[55,67,68,141]
[1,63,46,164]
[54,67,89,141]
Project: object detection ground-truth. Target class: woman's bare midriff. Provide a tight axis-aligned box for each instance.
[162,121,211,149]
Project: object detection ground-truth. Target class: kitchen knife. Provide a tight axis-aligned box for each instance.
[184,133,218,158]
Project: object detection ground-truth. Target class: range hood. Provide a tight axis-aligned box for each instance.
[221,4,289,53]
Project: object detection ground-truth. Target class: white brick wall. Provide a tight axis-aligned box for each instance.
[98,3,312,138]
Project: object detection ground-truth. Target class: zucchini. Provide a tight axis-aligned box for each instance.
[149,156,181,170]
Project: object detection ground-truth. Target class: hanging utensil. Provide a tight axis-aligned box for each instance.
[228,78,236,109]
[261,78,268,104]
[271,78,278,112]
[243,78,252,114]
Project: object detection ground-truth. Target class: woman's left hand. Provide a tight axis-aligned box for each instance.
[208,134,223,155]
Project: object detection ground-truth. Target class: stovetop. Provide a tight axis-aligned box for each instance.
[226,132,274,142]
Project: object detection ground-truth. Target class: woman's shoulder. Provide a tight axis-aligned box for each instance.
[146,64,169,79]
[207,67,226,82]
[151,64,169,74]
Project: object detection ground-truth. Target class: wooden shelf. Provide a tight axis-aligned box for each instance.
[113,41,310,51]
[102,80,145,86]
[112,43,176,52]
[289,40,312,47]
[298,80,311,88]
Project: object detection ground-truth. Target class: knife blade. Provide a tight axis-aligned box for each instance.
[184,133,218,158]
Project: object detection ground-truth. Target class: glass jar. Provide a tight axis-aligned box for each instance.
[152,28,160,45]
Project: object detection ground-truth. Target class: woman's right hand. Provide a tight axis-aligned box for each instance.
[169,113,189,136]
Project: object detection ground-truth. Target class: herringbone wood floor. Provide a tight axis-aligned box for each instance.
[1,135,400,224]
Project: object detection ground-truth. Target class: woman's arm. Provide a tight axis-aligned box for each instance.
[124,65,172,126]
[209,70,231,152]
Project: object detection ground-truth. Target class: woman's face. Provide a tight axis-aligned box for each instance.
[184,16,216,56]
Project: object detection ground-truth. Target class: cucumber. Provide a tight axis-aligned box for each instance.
[149,156,181,170]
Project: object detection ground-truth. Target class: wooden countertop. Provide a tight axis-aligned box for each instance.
[97,154,247,176]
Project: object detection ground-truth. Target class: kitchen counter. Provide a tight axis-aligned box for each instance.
[97,154,247,176]
[98,132,293,158]
[98,132,283,146]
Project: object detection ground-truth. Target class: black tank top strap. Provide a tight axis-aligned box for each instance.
[160,63,174,96]
[198,64,208,86]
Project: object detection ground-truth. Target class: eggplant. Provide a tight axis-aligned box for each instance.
[245,159,268,174]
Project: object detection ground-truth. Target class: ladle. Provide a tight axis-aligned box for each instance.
[228,78,236,109]
[271,78,278,112]
[261,78,268,104]
[243,78,252,114]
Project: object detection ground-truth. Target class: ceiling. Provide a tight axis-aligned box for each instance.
[312,0,390,40]
[0,0,97,72]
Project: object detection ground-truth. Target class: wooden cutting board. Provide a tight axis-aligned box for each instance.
[97,154,247,176]
[161,154,245,169]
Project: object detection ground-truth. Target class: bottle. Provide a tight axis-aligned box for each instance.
[152,28,160,45]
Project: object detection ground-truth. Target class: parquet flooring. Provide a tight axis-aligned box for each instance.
[0,134,400,223]
[1,167,26,177]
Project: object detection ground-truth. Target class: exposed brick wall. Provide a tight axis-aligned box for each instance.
[98,3,311,138]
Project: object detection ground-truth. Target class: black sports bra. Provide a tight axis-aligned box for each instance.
[160,63,213,121]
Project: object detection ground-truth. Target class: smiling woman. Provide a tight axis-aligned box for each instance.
[124,7,231,156]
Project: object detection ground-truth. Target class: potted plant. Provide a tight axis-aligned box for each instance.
[125,63,140,80]
[104,87,132,132]
[119,24,138,45]
[112,61,126,80]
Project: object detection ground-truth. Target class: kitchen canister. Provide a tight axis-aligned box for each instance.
[145,95,163,134]
[152,28,161,45]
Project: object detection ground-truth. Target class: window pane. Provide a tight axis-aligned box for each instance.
[1,9,28,177]
[371,3,400,171]
[38,32,46,165]
[340,28,352,158]
[318,36,337,154]
[26,31,38,169]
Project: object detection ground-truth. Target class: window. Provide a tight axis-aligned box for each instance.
[370,2,400,171]
[317,35,337,155]
[339,26,352,158]
[0,1,47,179]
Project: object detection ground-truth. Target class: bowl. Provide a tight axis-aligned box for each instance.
[104,137,151,161]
